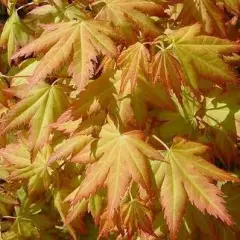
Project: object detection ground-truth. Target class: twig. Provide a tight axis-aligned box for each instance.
[16,2,36,12]
[152,135,170,151]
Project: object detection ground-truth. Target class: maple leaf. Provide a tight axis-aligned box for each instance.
[172,184,240,240]
[1,0,240,238]
[1,82,69,154]
[2,188,55,240]
[57,72,117,123]
[121,199,155,237]
[154,137,239,240]
[151,49,185,98]
[168,24,240,90]
[0,143,53,196]
[0,10,33,63]
[51,118,81,135]
[48,134,93,165]
[12,20,117,91]
[177,0,226,37]
[117,42,150,91]
[95,0,164,39]
[64,123,163,217]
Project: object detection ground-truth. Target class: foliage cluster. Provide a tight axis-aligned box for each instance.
[0,0,240,239]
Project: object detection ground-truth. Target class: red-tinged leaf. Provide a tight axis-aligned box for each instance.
[1,1,240,239]
[48,135,93,165]
[57,73,116,123]
[171,137,240,182]
[95,0,164,39]
[66,199,88,224]
[154,160,187,240]
[121,199,156,237]
[98,210,121,238]
[51,119,81,135]
[65,123,163,217]
[151,49,185,99]
[0,143,30,168]
[12,20,117,91]
[154,137,238,240]
[0,143,53,196]
[117,42,150,91]
[168,24,240,90]
[177,0,226,37]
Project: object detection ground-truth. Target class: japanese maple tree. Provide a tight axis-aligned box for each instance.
[0,0,239,239]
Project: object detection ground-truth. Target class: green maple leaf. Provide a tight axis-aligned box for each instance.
[167,24,240,90]
[7,58,39,87]
[0,143,53,196]
[121,199,155,237]
[88,193,104,224]
[154,137,239,240]
[2,188,56,240]
[0,10,33,63]
[1,82,70,154]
